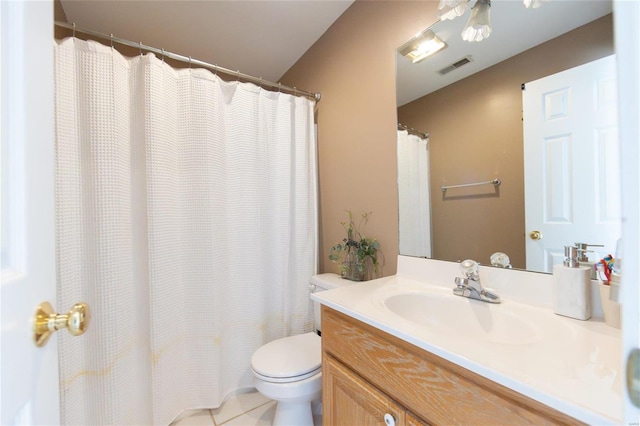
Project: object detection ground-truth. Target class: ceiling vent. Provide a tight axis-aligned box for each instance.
[438,56,473,75]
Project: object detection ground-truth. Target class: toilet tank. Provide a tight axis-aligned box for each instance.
[310,273,354,333]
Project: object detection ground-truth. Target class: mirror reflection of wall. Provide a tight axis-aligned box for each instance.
[397,9,616,272]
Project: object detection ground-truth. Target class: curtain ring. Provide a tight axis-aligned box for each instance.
[214,65,218,77]
[139,42,143,57]
[161,48,165,63]
[110,33,114,49]
[188,56,192,69]
[278,82,281,93]
[72,23,76,38]
[294,87,297,96]
[236,70,240,81]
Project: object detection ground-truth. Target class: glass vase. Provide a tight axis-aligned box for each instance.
[341,250,365,281]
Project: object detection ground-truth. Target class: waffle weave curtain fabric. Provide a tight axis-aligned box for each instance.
[397,130,431,258]
[54,37,317,425]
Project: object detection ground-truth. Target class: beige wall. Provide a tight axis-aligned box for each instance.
[397,15,613,269]
[281,1,439,276]
[54,0,67,22]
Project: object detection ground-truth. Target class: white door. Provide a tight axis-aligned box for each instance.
[614,1,640,422]
[1,1,59,424]
[523,55,620,272]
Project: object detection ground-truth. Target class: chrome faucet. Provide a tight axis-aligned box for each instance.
[453,259,501,303]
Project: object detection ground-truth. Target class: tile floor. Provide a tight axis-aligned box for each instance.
[170,390,321,426]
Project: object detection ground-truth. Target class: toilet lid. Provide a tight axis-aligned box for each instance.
[251,332,321,381]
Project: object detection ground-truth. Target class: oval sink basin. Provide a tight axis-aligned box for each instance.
[384,292,543,345]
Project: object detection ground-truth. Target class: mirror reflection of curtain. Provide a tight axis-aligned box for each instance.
[397,130,431,257]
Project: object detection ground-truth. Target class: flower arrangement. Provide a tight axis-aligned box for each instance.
[329,211,380,281]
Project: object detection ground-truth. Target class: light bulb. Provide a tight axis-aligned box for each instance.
[437,0,470,21]
[461,0,492,42]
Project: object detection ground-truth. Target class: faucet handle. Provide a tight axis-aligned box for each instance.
[490,252,512,268]
[454,277,468,287]
[460,259,480,279]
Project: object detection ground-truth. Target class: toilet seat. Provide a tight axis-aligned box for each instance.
[251,332,321,383]
[252,366,320,384]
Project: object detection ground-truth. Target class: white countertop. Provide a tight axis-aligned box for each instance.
[312,266,623,424]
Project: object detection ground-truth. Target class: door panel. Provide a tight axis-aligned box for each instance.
[1,1,59,424]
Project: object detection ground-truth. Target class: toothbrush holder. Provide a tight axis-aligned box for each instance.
[598,282,621,329]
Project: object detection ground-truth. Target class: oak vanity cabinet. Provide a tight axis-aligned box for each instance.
[321,306,583,426]
[323,355,411,425]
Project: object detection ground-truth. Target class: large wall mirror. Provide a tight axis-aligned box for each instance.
[396,0,619,273]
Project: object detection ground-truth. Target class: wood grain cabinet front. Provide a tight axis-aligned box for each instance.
[321,306,583,426]
[323,354,412,426]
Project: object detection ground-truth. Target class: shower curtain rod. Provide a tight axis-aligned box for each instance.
[54,21,321,102]
[398,123,429,139]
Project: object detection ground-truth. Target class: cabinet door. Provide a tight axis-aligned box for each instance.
[323,355,406,426]
[406,413,429,426]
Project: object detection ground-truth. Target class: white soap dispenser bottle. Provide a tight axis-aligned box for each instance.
[553,245,592,320]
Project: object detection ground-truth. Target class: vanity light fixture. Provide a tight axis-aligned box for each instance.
[438,0,547,43]
[398,30,447,63]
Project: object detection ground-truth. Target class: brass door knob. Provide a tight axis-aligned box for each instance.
[34,301,91,347]
[627,348,640,408]
[529,230,542,240]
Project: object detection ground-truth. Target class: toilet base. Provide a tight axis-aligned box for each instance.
[253,371,321,426]
[273,400,314,426]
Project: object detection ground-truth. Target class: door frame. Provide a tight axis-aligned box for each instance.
[614,0,640,423]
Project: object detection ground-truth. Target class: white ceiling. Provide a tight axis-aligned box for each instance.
[396,0,613,106]
[60,0,354,83]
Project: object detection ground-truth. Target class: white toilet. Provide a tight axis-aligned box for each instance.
[250,273,350,426]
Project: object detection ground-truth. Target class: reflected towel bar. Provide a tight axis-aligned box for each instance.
[441,179,501,193]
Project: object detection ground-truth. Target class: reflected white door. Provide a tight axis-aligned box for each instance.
[523,55,620,272]
[1,1,60,424]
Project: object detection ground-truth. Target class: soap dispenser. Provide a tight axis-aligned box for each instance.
[574,242,604,279]
[553,246,592,320]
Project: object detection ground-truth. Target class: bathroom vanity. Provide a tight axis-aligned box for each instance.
[322,307,579,425]
[312,256,622,425]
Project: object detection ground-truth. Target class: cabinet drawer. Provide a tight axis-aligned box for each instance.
[321,306,582,426]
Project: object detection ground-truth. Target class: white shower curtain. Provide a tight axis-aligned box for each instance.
[54,38,317,425]
[397,130,432,257]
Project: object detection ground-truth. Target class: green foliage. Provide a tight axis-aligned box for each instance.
[329,211,380,279]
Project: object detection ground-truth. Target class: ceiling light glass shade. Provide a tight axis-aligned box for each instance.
[523,0,547,8]
[398,30,447,63]
[437,0,470,21]
[461,0,492,42]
